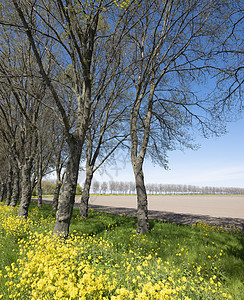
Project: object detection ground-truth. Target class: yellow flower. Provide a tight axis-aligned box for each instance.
[136,265,142,272]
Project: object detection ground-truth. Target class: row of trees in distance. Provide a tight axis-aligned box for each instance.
[32,181,83,196]
[92,181,244,195]
[22,180,244,196]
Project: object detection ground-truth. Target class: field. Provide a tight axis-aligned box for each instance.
[0,200,243,299]
[85,194,244,218]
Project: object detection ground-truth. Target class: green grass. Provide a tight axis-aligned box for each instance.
[0,201,243,299]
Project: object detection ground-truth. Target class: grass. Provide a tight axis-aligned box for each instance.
[0,201,243,299]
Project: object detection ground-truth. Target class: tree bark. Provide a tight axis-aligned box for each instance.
[0,182,5,202]
[10,163,20,207]
[133,162,149,234]
[79,166,93,218]
[53,138,82,238]
[37,175,42,208]
[52,180,62,211]
[37,141,43,208]
[5,164,13,206]
[18,160,32,218]
[52,151,64,211]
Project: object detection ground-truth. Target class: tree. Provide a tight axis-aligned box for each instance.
[124,182,129,194]
[79,62,131,216]
[212,4,243,112]
[32,106,62,207]
[0,27,49,216]
[76,184,83,195]
[92,180,100,194]
[0,147,7,202]
[124,0,242,233]
[52,134,68,211]
[0,89,21,207]
[6,0,137,237]
[129,181,136,194]
[1,0,97,235]
[109,181,116,194]
[41,181,56,195]
[100,182,108,194]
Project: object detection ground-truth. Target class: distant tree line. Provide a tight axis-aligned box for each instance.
[32,181,83,196]
[92,181,244,195]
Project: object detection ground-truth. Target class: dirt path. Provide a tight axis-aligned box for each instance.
[39,194,244,231]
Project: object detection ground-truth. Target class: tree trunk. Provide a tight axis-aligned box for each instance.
[37,175,42,208]
[10,164,20,207]
[79,167,93,218]
[37,144,43,208]
[133,163,149,234]
[18,161,32,218]
[5,164,13,206]
[53,138,82,238]
[52,153,63,211]
[0,182,5,202]
[52,180,62,211]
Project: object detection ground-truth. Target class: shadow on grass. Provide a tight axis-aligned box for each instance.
[87,204,244,232]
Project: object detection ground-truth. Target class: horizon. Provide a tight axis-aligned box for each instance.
[80,116,244,189]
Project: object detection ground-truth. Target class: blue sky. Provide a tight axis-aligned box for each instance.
[91,115,244,188]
